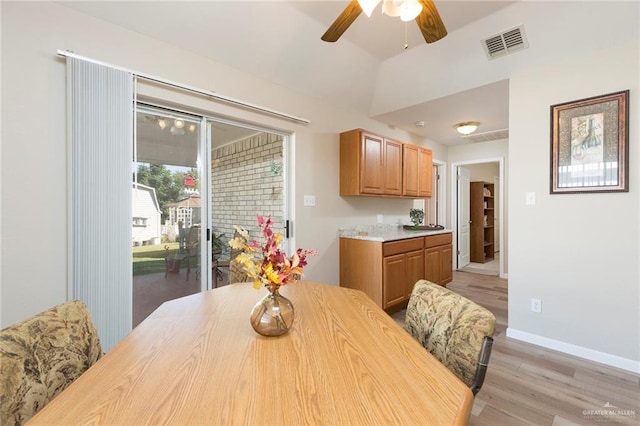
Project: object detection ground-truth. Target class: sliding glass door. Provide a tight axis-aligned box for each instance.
[209,120,290,287]
[132,105,291,326]
[132,105,205,326]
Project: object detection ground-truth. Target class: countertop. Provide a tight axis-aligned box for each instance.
[338,224,452,242]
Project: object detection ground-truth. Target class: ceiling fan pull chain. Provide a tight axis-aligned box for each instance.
[404,22,409,50]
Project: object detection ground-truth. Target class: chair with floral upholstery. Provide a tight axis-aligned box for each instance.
[0,300,102,425]
[404,279,496,395]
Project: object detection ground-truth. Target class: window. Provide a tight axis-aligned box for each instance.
[132,217,148,227]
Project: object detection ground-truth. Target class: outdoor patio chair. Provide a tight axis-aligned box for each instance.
[165,224,200,280]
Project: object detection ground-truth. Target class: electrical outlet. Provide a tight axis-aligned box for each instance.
[531,298,542,313]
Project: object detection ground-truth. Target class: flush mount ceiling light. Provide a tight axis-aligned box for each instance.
[455,121,480,135]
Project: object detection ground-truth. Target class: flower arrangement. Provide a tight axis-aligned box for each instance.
[230,215,317,292]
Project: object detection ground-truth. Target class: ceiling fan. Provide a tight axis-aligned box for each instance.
[321,0,447,44]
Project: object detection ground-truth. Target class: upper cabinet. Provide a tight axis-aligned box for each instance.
[340,129,432,198]
[402,144,433,198]
[341,129,402,196]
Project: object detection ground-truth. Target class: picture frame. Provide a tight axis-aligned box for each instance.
[550,90,629,194]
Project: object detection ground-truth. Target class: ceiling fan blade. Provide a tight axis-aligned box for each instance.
[321,0,363,42]
[415,0,448,43]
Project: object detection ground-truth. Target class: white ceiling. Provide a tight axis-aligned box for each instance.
[291,1,514,60]
[60,0,517,146]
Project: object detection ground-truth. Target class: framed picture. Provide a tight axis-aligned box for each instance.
[550,90,629,193]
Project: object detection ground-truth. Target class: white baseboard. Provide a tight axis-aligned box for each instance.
[499,272,508,279]
[506,328,640,374]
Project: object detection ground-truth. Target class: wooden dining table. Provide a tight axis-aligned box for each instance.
[28,281,473,425]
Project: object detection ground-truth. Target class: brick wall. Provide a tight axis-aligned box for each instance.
[211,133,284,249]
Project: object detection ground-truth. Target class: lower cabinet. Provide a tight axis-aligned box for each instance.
[382,239,424,309]
[340,233,452,311]
[424,233,453,286]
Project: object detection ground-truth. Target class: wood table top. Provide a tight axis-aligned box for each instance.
[28,281,473,425]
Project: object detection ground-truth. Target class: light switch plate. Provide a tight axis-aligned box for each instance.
[531,298,542,313]
[526,192,536,205]
[303,195,316,207]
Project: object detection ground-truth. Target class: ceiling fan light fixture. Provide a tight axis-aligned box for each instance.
[455,121,480,135]
[322,0,447,44]
[357,0,381,17]
[399,0,422,22]
[382,0,401,17]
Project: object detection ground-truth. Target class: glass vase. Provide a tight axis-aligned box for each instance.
[250,288,294,336]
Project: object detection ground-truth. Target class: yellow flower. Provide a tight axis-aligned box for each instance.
[263,263,281,285]
[230,215,316,291]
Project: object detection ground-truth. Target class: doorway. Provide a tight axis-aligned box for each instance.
[133,105,205,326]
[452,159,505,278]
[208,119,290,287]
[132,104,292,326]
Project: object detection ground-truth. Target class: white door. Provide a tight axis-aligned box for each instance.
[457,167,471,268]
[493,176,500,253]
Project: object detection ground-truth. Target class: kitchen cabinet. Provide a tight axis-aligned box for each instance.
[470,182,495,263]
[424,233,453,285]
[402,144,433,197]
[339,232,452,312]
[340,129,402,196]
[382,238,424,309]
[340,129,431,198]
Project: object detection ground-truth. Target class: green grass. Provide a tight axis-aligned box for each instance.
[132,242,177,276]
[132,242,202,276]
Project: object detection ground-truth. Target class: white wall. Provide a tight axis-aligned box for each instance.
[0,1,440,327]
[508,41,640,370]
[465,163,499,183]
[372,1,639,115]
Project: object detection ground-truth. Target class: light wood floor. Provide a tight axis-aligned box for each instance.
[393,271,639,425]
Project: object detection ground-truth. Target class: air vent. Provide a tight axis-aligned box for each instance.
[482,25,528,60]
[462,129,509,143]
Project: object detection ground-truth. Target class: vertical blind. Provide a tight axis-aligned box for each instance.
[67,58,133,351]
